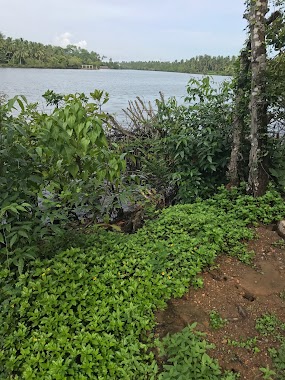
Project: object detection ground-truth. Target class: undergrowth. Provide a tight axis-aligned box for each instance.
[255,313,285,380]
[0,188,285,379]
[156,324,237,380]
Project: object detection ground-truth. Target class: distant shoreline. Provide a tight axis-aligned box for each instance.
[0,35,235,76]
[0,65,231,77]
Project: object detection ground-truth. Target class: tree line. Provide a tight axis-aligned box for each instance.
[0,33,236,75]
[0,34,101,69]
[119,55,237,76]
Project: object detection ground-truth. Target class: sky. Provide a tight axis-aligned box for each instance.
[0,0,247,61]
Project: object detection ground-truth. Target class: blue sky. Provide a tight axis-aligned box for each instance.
[1,0,247,61]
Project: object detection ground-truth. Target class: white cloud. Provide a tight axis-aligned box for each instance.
[75,40,87,49]
[54,32,72,47]
[54,32,87,48]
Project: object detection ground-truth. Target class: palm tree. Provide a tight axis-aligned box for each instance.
[3,37,14,63]
[13,38,29,65]
[30,42,45,62]
[0,32,6,63]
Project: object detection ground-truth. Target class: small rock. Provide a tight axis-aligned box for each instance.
[277,220,285,240]
[237,305,248,318]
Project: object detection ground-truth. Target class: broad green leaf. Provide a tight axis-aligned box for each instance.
[75,123,85,138]
[9,234,18,248]
[15,205,28,212]
[17,258,24,275]
[16,98,25,111]
[18,230,29,239]
[68,163,79,178]
[81,137,90,154]
[0,232,4,244]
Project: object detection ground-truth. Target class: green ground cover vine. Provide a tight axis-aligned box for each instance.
[209,311,228,330]
[1,189,285,379]
[254,313,285,379]
[156,324,237,380]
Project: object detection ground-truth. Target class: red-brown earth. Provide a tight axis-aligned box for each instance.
[154,225,285,379]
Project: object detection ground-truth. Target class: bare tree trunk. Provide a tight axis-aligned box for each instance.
[248,0,269,196]
[228,44,251,186]
[228,107,242,187]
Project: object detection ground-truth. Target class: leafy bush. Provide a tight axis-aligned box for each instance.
[141,77,233,202]
[0,92,126,271]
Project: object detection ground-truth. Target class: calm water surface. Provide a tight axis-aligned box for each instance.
[0,68,229,120]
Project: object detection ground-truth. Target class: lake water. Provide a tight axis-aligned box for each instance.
[0,68,229,120]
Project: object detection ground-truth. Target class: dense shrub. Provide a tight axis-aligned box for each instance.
[119,77,234,203]
[0,92,125,271]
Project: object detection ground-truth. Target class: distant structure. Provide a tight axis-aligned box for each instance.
[81,65,94,70]
[80,65,109,70]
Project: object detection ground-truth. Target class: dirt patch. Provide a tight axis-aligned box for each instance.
[154,225,285,379]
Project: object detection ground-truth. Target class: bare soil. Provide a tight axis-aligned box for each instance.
[154,225,285,379]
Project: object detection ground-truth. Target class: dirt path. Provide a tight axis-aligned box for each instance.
[155,225,285,379]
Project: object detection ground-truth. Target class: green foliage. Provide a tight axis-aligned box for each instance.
[256,314,280,336]
[269,344,285,379]
[227,337,260,353]
[254,313,285,379]
[120,55,236,76]
[0,35,101,68]
[1,189,285,378]
[0,233,160,380]
[206,186,285,225]
[0,91,126,270]
[127,77,234,203]
[42,90,64,107]
[0,35,237,74]
[259,366,276,380]
[266,9,285,54]
[255,314,285,340]
[156,324,237,380]
[272,239,285,249]
[160,77,233,202]
[209,311,227,330]
[268,137,285,191]
[0,201,35,273]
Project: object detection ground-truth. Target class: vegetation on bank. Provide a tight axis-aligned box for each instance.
[1,188,285,379]
[1,0,285,378]
[119,56,236,76]
[0,34,102,69]
[0,33,235,75]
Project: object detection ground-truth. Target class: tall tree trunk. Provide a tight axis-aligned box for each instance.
[248,0,269,196]
[228,43,251,186]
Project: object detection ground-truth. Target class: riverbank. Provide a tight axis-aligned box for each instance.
[0,63,233,76]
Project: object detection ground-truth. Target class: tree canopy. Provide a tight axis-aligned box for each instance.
[0,34,236,75]
[119,55,236,76]
[0,35,101,68]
